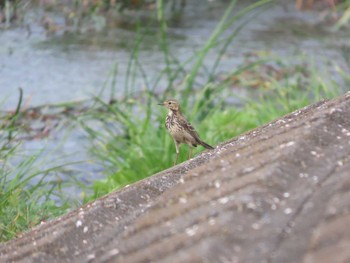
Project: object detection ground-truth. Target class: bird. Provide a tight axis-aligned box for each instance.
[158,99,214,165]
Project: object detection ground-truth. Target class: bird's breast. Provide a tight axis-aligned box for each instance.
[165,114,174,130]
[165,115,196,145]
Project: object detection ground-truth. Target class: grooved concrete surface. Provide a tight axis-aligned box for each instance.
[1,92,350,263]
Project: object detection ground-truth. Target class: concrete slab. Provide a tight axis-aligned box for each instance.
[1,92,350,263]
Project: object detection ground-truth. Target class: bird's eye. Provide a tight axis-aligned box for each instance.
[168,102,171,105]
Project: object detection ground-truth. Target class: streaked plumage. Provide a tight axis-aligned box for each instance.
[159,99,214,165]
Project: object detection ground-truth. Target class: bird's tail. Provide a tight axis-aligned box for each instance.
[199,140,214,150]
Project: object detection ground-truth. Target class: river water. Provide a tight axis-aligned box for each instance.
[1,0,349,198]
[1,1,349,108]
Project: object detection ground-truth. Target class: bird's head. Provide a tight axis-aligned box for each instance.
[158,99,180,111]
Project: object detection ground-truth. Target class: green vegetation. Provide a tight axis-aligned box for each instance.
[0,145,73,241]
[0,0,347,242]
[0,94,80,241]
[81,58,341,201]
[335,0,350,29]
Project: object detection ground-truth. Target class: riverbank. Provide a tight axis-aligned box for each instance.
[1,0,349,242]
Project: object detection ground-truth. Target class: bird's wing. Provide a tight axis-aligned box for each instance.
[178,116,201,141]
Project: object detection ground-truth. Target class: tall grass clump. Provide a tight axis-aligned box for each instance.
[0,147,73,242]
[0,90,79,242]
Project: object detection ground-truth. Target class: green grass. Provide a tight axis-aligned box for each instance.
[0,90,81,242]
[335,0,350,29]
[0,146,72,241]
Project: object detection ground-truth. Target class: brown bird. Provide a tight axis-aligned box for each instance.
[159,99,214,165]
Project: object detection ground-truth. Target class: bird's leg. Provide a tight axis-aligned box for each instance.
[174,152,179,166]
[174,140,180,166]
[188,146,192,160]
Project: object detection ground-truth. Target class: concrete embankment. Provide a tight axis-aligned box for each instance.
[1,92,350,263]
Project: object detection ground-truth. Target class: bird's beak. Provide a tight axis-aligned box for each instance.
[158,102,164,106]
